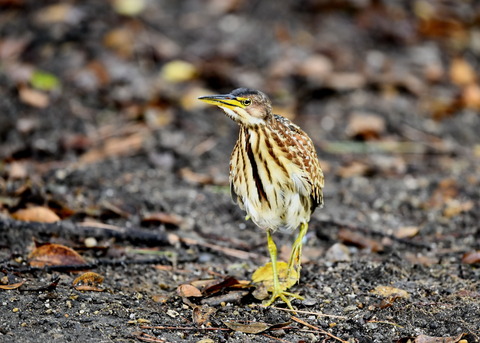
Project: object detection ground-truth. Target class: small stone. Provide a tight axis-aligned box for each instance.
[325,243,351,262]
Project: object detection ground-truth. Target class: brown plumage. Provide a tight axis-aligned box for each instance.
[199,88,324,309]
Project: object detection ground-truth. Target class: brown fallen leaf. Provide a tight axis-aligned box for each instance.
[177,284,202,298]
[337,161,371,178]
[202,276,242,296]
[462,82,480,110]
[338,229,383,252]
[28,243,87,268]
[223,321,271,334]
[79,132,145,165]
[394,226,420,239]
[371,285,410,299]
[346,112,386,140]
[397,333,465,343]
[443,199,474,218]
[450,57,476,86]
[179,167,214,185]
[372,285,410,308]
[18,86,49,108]
[461,251,480,264]
[192,305,216,326]
[72,272,104,292]
[141,212,184,227]
[12,206,60,223]
[0,281,25,290]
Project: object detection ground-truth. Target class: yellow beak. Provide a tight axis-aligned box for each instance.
[198,94,245,109]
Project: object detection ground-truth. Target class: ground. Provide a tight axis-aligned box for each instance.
[0,1,479,342]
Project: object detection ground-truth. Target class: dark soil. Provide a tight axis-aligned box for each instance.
[0,1,479,342]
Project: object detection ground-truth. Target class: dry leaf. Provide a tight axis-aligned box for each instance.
[223,321,271,334]
[179,167,214,185]
[346,112,386,140]
[35,3,82,24]
[202,276,242,296]
[461,251,480,264]
[450,58,476,86]
[462,83,480,109]
[443,199,474,218]
[72,272,104,291]
[297,54,333,82]
[112,0,146,16]
[79,132,145,165]
[0,281,25,290]
[103,27,135,58]
[252,261,298,292]
[192,305,216,326]
[161,60,197,83]
[18,86,49,108]
[338,229,383,252]
[28,243,87,268]
[415,333,464,343]
[7,161,28,179]
[337,161,371,178]
[12,206,60,223]
[371,285,410,299]
[394,226,420,239]
[177,284,202,298]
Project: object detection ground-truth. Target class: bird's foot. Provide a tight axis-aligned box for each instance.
[252,261,302,310]
[263,287,304,311]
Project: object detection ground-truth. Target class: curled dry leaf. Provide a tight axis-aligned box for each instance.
[28,243,87,268]
[177,284,202,298]
[202,276,242,296]
[12,206,60,223]
[0,281,25,290]
[72,272,104,291]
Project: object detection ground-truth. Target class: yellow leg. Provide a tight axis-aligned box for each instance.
[262,229,303,310]
[287,222,308,284]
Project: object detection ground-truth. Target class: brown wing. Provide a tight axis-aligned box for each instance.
[273,114,324,211]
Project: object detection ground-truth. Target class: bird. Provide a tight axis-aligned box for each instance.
[198,88,324,310]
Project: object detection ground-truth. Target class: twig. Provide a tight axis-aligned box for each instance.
[291,316,349,343]
[261,333,292,342]
[140,325,229,331]
[180,236,264,261]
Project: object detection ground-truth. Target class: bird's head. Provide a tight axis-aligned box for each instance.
[199,88,272,127]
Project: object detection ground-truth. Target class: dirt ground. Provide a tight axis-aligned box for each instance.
[0,1,479,342]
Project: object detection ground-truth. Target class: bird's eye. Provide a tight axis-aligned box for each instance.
[242,99,252,106]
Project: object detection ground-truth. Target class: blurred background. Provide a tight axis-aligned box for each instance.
[0,0,479,232]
